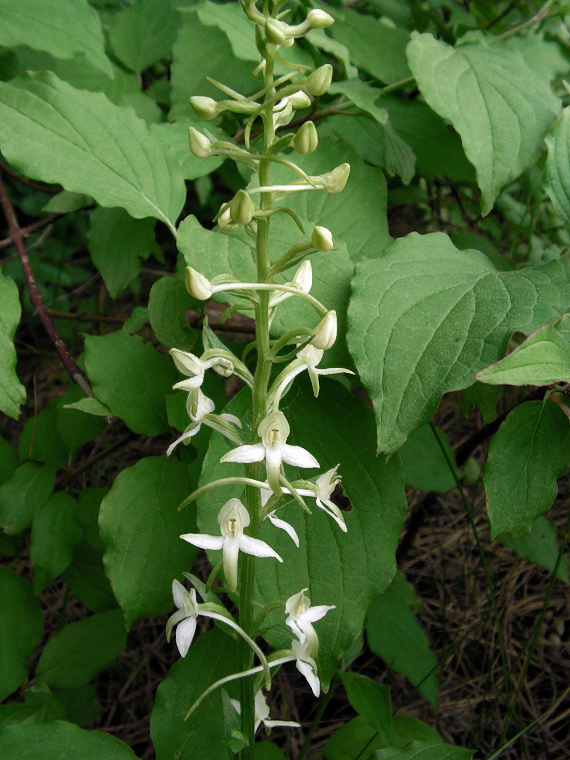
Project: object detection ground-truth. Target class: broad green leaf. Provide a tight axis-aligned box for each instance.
[449,228,513,272]
[170,13,257,118]
[505,34,570,83]
[35,609,126,688]
[340,673,393,745]
[99,456,196,628]
[0,271,25,419]
[306,29,358,79]
[177,214,355,370]
[484,399,570,539]
[329,80,388,125]
[151,629,239,760]
[272,138,391,263]
[84,331,177,436]
[109,0,180,74]
[56,385,106,457]
[347,232,570,453]
[123,306,150,334]
[62,549,117,613]
[0,720,137,760]
[399,425,459,493]
[0,686,65,728]
[374,742,473,759]
[0,462,56,535]
[0,569,43,701]
[545,107,570,224]
[0,72,185,233]
[43,191,92,213]
[499,516,569,584]
[366,572,438,706]
[149,276,197,351]
[329,5,411,84]
[150,119,224,181]
[198,378,407,686]
[30,492,82,593]
[255,744,288,760]
[324,716,443,760]
[87,208,159,298]
[476,325,570,386]
[0,0,111,76]
[52,684,102,727]
[63,397,111,417]
[460,382,500,424]
[0,435,18,486]
[194,0,259,61]
[407,33,560,215]
[18,399,70,467]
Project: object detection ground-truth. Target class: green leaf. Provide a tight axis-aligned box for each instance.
[399,425,459,493]
[150,119,224,181]
[347,232,570,453]
[0,0,111,76]
[35,609,127,688]
[108,0,180,75]
[52,684,102,727]
[374,741,473,759]
[87,208,158,299]
[484,399,570,539]
[330,6,411,84]
[255,744,288,760]
[0,271,25,419]
[0,568,43,701]
[0,434,18,487]
[476,325,570,386]
[0,72,184,233]
[329,80,388,125]
[30,491,82,593]
[324,716,443,760]
[151,629,239,760]
[340,673,393,745]
[63,397,112,417]
[84,331,177,436]
[194,0,259,61]
[407,33,560,215]
[0,462,56,535]
[544,106,570,224]
[366,572,438,707]
[499,516,569,584]
[198,378,407,686]
[0,720,138,760]
[18,399,69,467]
[149,276,197,351]
[62,549,117,613]
[99,456,196,628]
[56,385,106,457]
[0,685,65,728]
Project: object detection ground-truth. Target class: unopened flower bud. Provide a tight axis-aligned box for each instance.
[266,17,289,45]
[307,9,334,29]
[312,310,337,350]
[188,127,212,158]
[190,96,222,120]
[229,190,255,225]
[293,260,312,292]
[289,91,312,110]
[218,207,238,232]
[294,121,318,155]
[323,163,350,194]
[185,266,212,300]
[312,226,333,252]
[305,64,332,97]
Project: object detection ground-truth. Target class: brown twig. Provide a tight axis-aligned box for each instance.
[0,173,93,397]
[0,213,64,251]
[46,309,126,324]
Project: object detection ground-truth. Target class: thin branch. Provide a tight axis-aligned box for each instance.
[0,173,93,397]
[0,213,64,251]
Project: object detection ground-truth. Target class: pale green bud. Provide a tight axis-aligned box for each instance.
[188,127,212,159]
[305,65,333,97]
[311,226,333,252]
[190,96,222,120]
[229,190,255,225]
[307,9,334,29]
[311,310,337,350]
[294,121,318,155]
[289,91,312,110]
[218,207,238,232]
[185,267,213,300]
[266,18,289,45]
[322,163,350,194]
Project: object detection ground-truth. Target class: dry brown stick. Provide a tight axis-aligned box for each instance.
[47,308,126,324]
[0,173,93,397]
[0,213,64,250]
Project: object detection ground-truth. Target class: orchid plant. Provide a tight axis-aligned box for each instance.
[164,1,350,751]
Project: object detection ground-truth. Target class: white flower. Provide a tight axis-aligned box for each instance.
[220,411,319,495]
[261,487,299,547]
[297,344,353,397]
[170,348,233,392]
[295,466,347,532]
[230,690,301,733]
[269,261,312,309]
[285,588,335,655]
[291,636,321,697]
[166,580,200,657]
[166,389,242,456]
[180,499,282,592]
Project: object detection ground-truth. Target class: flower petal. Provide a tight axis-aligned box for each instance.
[221,443,265,464]
[265,446,283,495]
[166,425,200,457]
[172,579,186,610]
[239,535,283,562]
[264,719,301,729]
[301,604,336,624]
[223,534,241,592]
[295,657,320,697]
[316,498,347,532]
[176,615,197,657]
[267,513,300,547]
[180,533,225,551]
[165,608,186,642]
[221,413,242,427]
[281,444,319,469]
